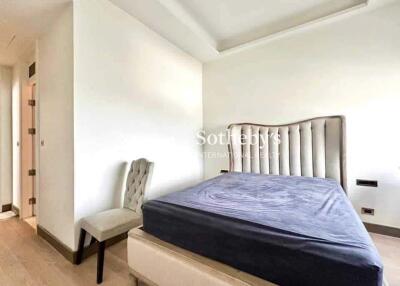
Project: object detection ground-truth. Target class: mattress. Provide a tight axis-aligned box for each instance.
[142,172,383,286]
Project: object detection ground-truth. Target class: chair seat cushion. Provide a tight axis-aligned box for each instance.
[82,208,142,242]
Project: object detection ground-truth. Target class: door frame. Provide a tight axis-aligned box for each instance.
[19,74,39,219]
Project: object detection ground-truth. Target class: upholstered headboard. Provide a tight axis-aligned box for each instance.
[228,116,347,191]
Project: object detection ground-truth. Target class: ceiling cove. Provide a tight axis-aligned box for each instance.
[112,0,372,62]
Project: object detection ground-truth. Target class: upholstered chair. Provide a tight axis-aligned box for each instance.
[76,158,154,284]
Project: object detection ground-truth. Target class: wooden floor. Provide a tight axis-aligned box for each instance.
[0,218,130,286]
[23,217,37,230]
[370,232,400,285]
[0,217,399,286]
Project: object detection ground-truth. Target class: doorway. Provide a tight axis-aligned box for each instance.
[20,82,37,227]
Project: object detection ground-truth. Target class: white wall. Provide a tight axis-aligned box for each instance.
[73,0,203,249]
[11,58,32,211]
[11,64,21,210]
[38,4,75,249]
[0,66,12,209]
[203,2,400,228]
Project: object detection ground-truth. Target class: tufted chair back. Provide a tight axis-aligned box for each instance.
[123,158,154,215]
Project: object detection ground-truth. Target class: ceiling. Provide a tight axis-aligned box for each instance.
[110,0,372,62]
[0,0,71,67]
[176,0,366,51]
[0,0,394,66]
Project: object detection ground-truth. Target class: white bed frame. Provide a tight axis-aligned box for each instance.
[128,228,276,286]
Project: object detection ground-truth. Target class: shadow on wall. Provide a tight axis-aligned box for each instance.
[112,161,130,208]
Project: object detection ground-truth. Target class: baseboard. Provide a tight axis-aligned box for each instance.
[364,222,400,238]
[2,204,12,212]
[37,225,75,262]
[12,205,19,216]
[37,224,127,264]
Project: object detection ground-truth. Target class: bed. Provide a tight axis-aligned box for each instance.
[128,116,384,286]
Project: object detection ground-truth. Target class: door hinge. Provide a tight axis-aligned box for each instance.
[28,99,36,106]
[28,169,36,176]
[29,197,36,205]
[28,128,36,135]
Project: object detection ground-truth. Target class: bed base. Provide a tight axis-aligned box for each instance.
[127,227,276,286]
[128,227,390,286]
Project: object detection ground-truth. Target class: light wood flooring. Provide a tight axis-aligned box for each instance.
[0,217,399,286]
[0,218,129,286]
[370,232,400,285]
[23,217,37,230]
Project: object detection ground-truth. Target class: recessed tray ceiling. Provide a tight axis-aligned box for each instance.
[176,0,367,51]
[110,0,373,61]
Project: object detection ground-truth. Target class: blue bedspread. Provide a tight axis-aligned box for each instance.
[143,172,383,286]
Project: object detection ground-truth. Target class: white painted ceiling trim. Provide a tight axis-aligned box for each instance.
[157,0,218,50]
[175,0,369,53]
[110,0,399,62]
[219,0,369,56]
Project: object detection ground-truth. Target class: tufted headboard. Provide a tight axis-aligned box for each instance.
[228,116,347,191]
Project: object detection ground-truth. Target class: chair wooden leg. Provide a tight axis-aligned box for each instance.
[97,241,106,284]
[129,274,139,286]
[90,236,97,245]
[76,229,86,265]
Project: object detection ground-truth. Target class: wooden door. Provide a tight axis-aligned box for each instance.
[20,84,36,218]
